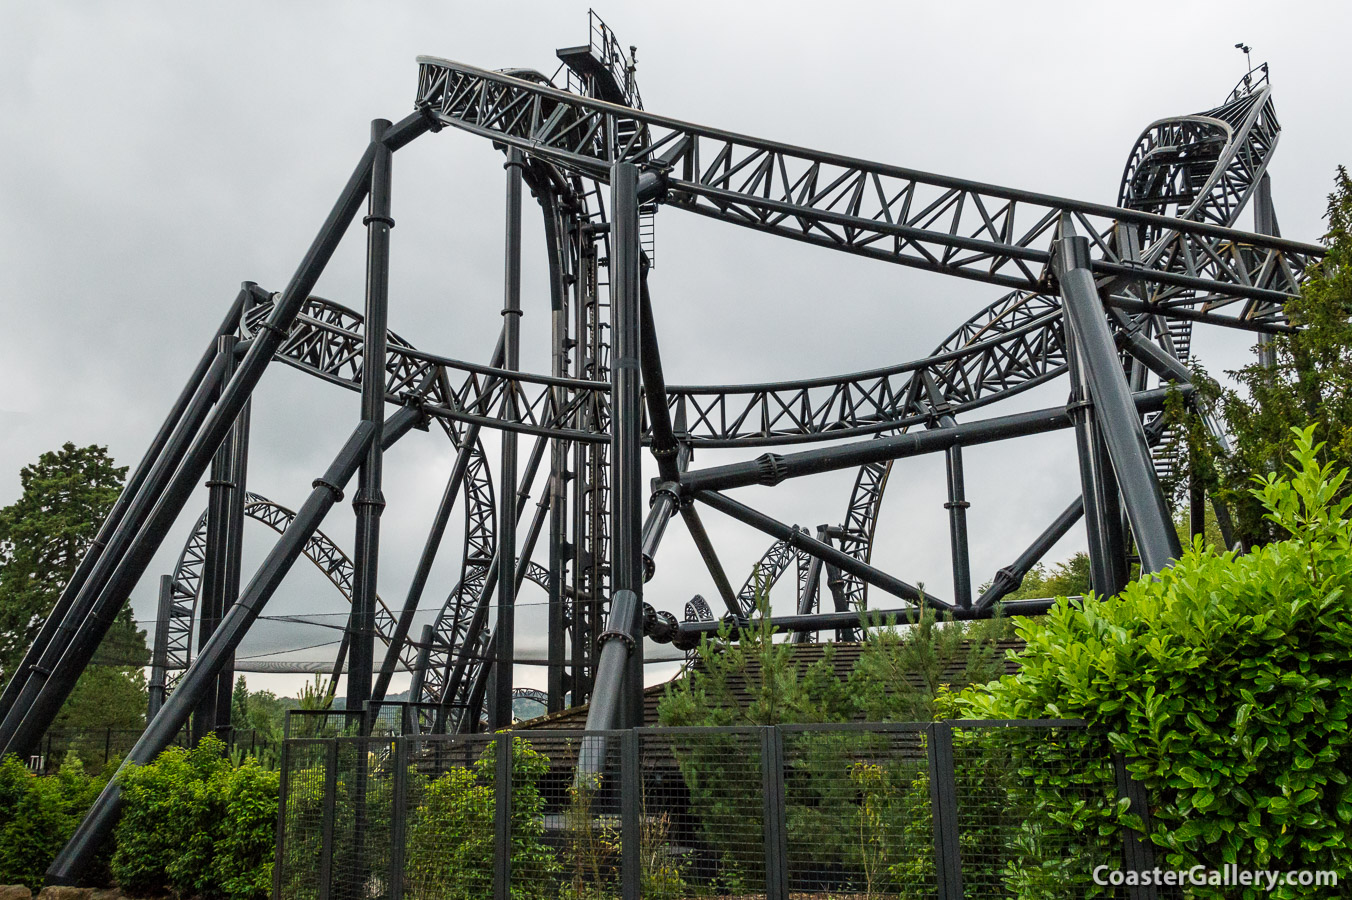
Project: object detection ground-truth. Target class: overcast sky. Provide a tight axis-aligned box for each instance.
[2,1,1348,699]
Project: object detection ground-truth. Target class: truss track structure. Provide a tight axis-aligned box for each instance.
[0,16,1327,881]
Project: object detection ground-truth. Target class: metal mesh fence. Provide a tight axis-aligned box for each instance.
[643,727,766,899]
[274,740,331,900]
[402,733,498,900]
[782,723,935,900]
[30,726,277,773]
[276,721,1152,900]
[948,722,1127,899]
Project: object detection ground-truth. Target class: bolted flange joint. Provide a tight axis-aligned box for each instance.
[755,453,788,486]
[312,478,344,502]
[597,589,640,656]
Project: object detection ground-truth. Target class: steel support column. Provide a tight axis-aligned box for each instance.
[491,149,525,731]
[0,341,231,757]
[3,109,437,760]
[193,334,239,742]
[347,119,395,714]
[0,287,248,726]
[1056,218,1180,572]
[215,381,251,733]
[542,195,571,714]
[1067,341,1129,597]
[609,162,645,729]
[147,576,173,719]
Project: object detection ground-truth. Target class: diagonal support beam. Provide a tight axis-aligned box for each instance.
[48,404,422,884]
[1056,216,1181,572]
[693,490,945,609]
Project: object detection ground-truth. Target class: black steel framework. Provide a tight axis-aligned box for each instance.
[0,14,1324,882]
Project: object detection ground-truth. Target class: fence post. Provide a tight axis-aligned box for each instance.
[927,722,964,900]
[493,732,512,900]
[272,739,291,900]
[318,740,339,900]
[621,729,641,900]
[388,737,408,900]
[760,726,789,900]
[1113,753,1158,900]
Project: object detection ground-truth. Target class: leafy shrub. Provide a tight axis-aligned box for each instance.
[112,735,278,900]
[963,426,1352,898]
[0,753,103,886]
[405,736,556,900]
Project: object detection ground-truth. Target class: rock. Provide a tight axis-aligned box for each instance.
[88,891,123,900]
[0,885,33,900]
[36,887,91,900]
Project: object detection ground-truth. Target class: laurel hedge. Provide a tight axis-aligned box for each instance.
[962,426,1352,898]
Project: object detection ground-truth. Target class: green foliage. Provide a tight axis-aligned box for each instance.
[230,676,292,747]
[112,735,278,900]
[849,606,1010,721]
[658,576,850,728]
[1177,168,1352,546]
[962,426,1352,898]
[0,443,128,680]
[405,736,556,900]
[0,753,105,886]
[0,442,147,750]
[296,675,334,712]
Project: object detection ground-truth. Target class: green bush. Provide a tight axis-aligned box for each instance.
[112,735,278,900]
[405,735,556,900]
[963,426,1352,898]
[0,753,103,886]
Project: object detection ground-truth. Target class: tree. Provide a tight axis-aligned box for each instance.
[985,552,1092,603]
[0,443,149,757]
[1182,167,1352,546]
[0,443,128,680]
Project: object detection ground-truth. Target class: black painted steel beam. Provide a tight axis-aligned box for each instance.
[1057,219,1181,572]
[0,286,250,726]
[679,385,1183,496]
[694,490,944,609]
[346,119,396,713]
[48,406,420,884]
[491,149,525,732]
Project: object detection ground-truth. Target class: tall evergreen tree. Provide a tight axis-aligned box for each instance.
[1182,168,1352,545]
[0,443,149,740]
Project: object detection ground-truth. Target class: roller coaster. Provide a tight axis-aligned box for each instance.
[0,12,1325,882]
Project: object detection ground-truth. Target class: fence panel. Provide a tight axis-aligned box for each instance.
[949,721,1128,899]
[274,740,331,900]
[399,733,498,900]
[641,726,767,899]
[274,721,1149,900]
[781,723,936,900]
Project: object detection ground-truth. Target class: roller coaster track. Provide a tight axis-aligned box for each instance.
[148,50,1325,729]
[738,67,1287,619]
[415,57,1318,311]
[221,60,1317,708]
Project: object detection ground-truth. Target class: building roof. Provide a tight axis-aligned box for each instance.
[516,638,1026,730]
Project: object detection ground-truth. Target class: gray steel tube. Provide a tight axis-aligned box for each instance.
[694,490,944,608]
[679,386,1184,496]
[1056,219,1181,572]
